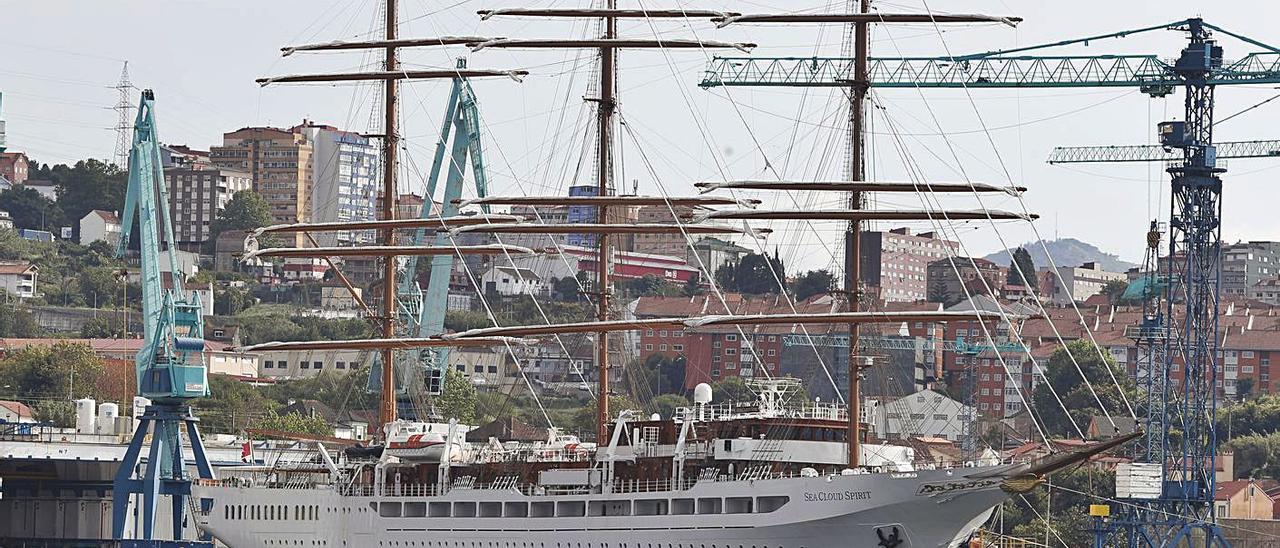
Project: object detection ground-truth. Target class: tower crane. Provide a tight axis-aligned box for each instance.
[370,59,491,408]
[111,90,215,543]
[703,16,1280,546]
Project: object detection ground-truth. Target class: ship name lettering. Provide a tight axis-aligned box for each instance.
[803,490,872,502]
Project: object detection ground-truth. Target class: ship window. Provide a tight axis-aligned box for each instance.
[531,501,555,517]
[405,502,426,517]
[696,498,722,514]
[725,497,753,514]
[672,498,695,515]
[429,502,451,517]
[479,502,502,517]
[504,502,529,517]
[634,499,667,516]
[756,496,789,513]
[557,500,585,517]
[454,502,477,517]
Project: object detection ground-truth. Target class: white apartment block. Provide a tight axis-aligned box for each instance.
[1051,261,1127,305]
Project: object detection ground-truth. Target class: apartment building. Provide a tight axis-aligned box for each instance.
[862,228,960,302]
[1050,261,1127,305]
[210,126,315,242]
[164,167,253,251]
[1224,241,1280,299]
[298,122,379,245]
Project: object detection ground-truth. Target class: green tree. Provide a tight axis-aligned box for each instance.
[682,274,703,297]
[1031,340,1138,438]
[715,251,786,294]
[0,303,42,337]
[623,274,679,297]
[437,368,478,424]
[0,186,63,231]
[643,354,686,396]
[195,374,280,434]
[210,190,273,248]
[1100,279,1129,304]
[254,410,334,438]
[1007,247,1038,290]
[45,159,127,236]
[445,310,493,332]
[80,316,123,338]
[79,267,123,308]
[214,287,254,316]
[1216,393,1280,443]
[711,376,755,404]
[651,394,690,420]
[0,341,105,400]
[263,367,375,413]
[1237,377,1256,401]
[1224,432,1280,479]
[1000,467,1111,546]
[792,269,835,300]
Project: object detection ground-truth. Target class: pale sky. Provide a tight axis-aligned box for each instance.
[3,0,1279,272]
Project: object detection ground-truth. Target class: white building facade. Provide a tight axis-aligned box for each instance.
[1051,261,1128,305]
[875,389,975,445]
[301,124,379,245]
[79,210,122,248]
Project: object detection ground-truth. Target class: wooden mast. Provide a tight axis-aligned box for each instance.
[595,0,617,444]
[845,0,870,469]
[379,0,400,430]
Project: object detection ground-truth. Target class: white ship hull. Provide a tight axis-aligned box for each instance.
[193,467,1009,548]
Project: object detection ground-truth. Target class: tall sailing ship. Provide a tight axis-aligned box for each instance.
[191,3,1136,547]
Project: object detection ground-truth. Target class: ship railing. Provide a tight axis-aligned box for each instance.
[674,402,847,422]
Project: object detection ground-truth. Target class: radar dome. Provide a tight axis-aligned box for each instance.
[650,413,661,421]
[693,383,713,405]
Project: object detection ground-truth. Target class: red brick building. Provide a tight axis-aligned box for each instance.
[0,151,29,185]
[633,294,832,390]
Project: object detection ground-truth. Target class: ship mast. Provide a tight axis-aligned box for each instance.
[595,0,617,444]
[379,0,401,428]
[844,0,870,469]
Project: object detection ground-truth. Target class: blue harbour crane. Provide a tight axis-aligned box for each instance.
[111,90,215,545]
[702,16,1280,547]
[370,59,491,406]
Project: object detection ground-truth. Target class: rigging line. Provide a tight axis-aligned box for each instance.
[878,102,1078,442]
[634,1,852,340]
[911,1,1139,423]
[620,117,847,407]
[874,15,1127,429]
[437,77,605,403]
[1016,494,1074,548]
[401,143,557,427]
[625,5,850,407]
[1049,483,1280,541]
[704,87,1138,136]
[618,115,782,387]
[877,108,1061,443]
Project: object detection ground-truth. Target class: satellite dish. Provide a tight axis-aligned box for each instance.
[693,383,713,405]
